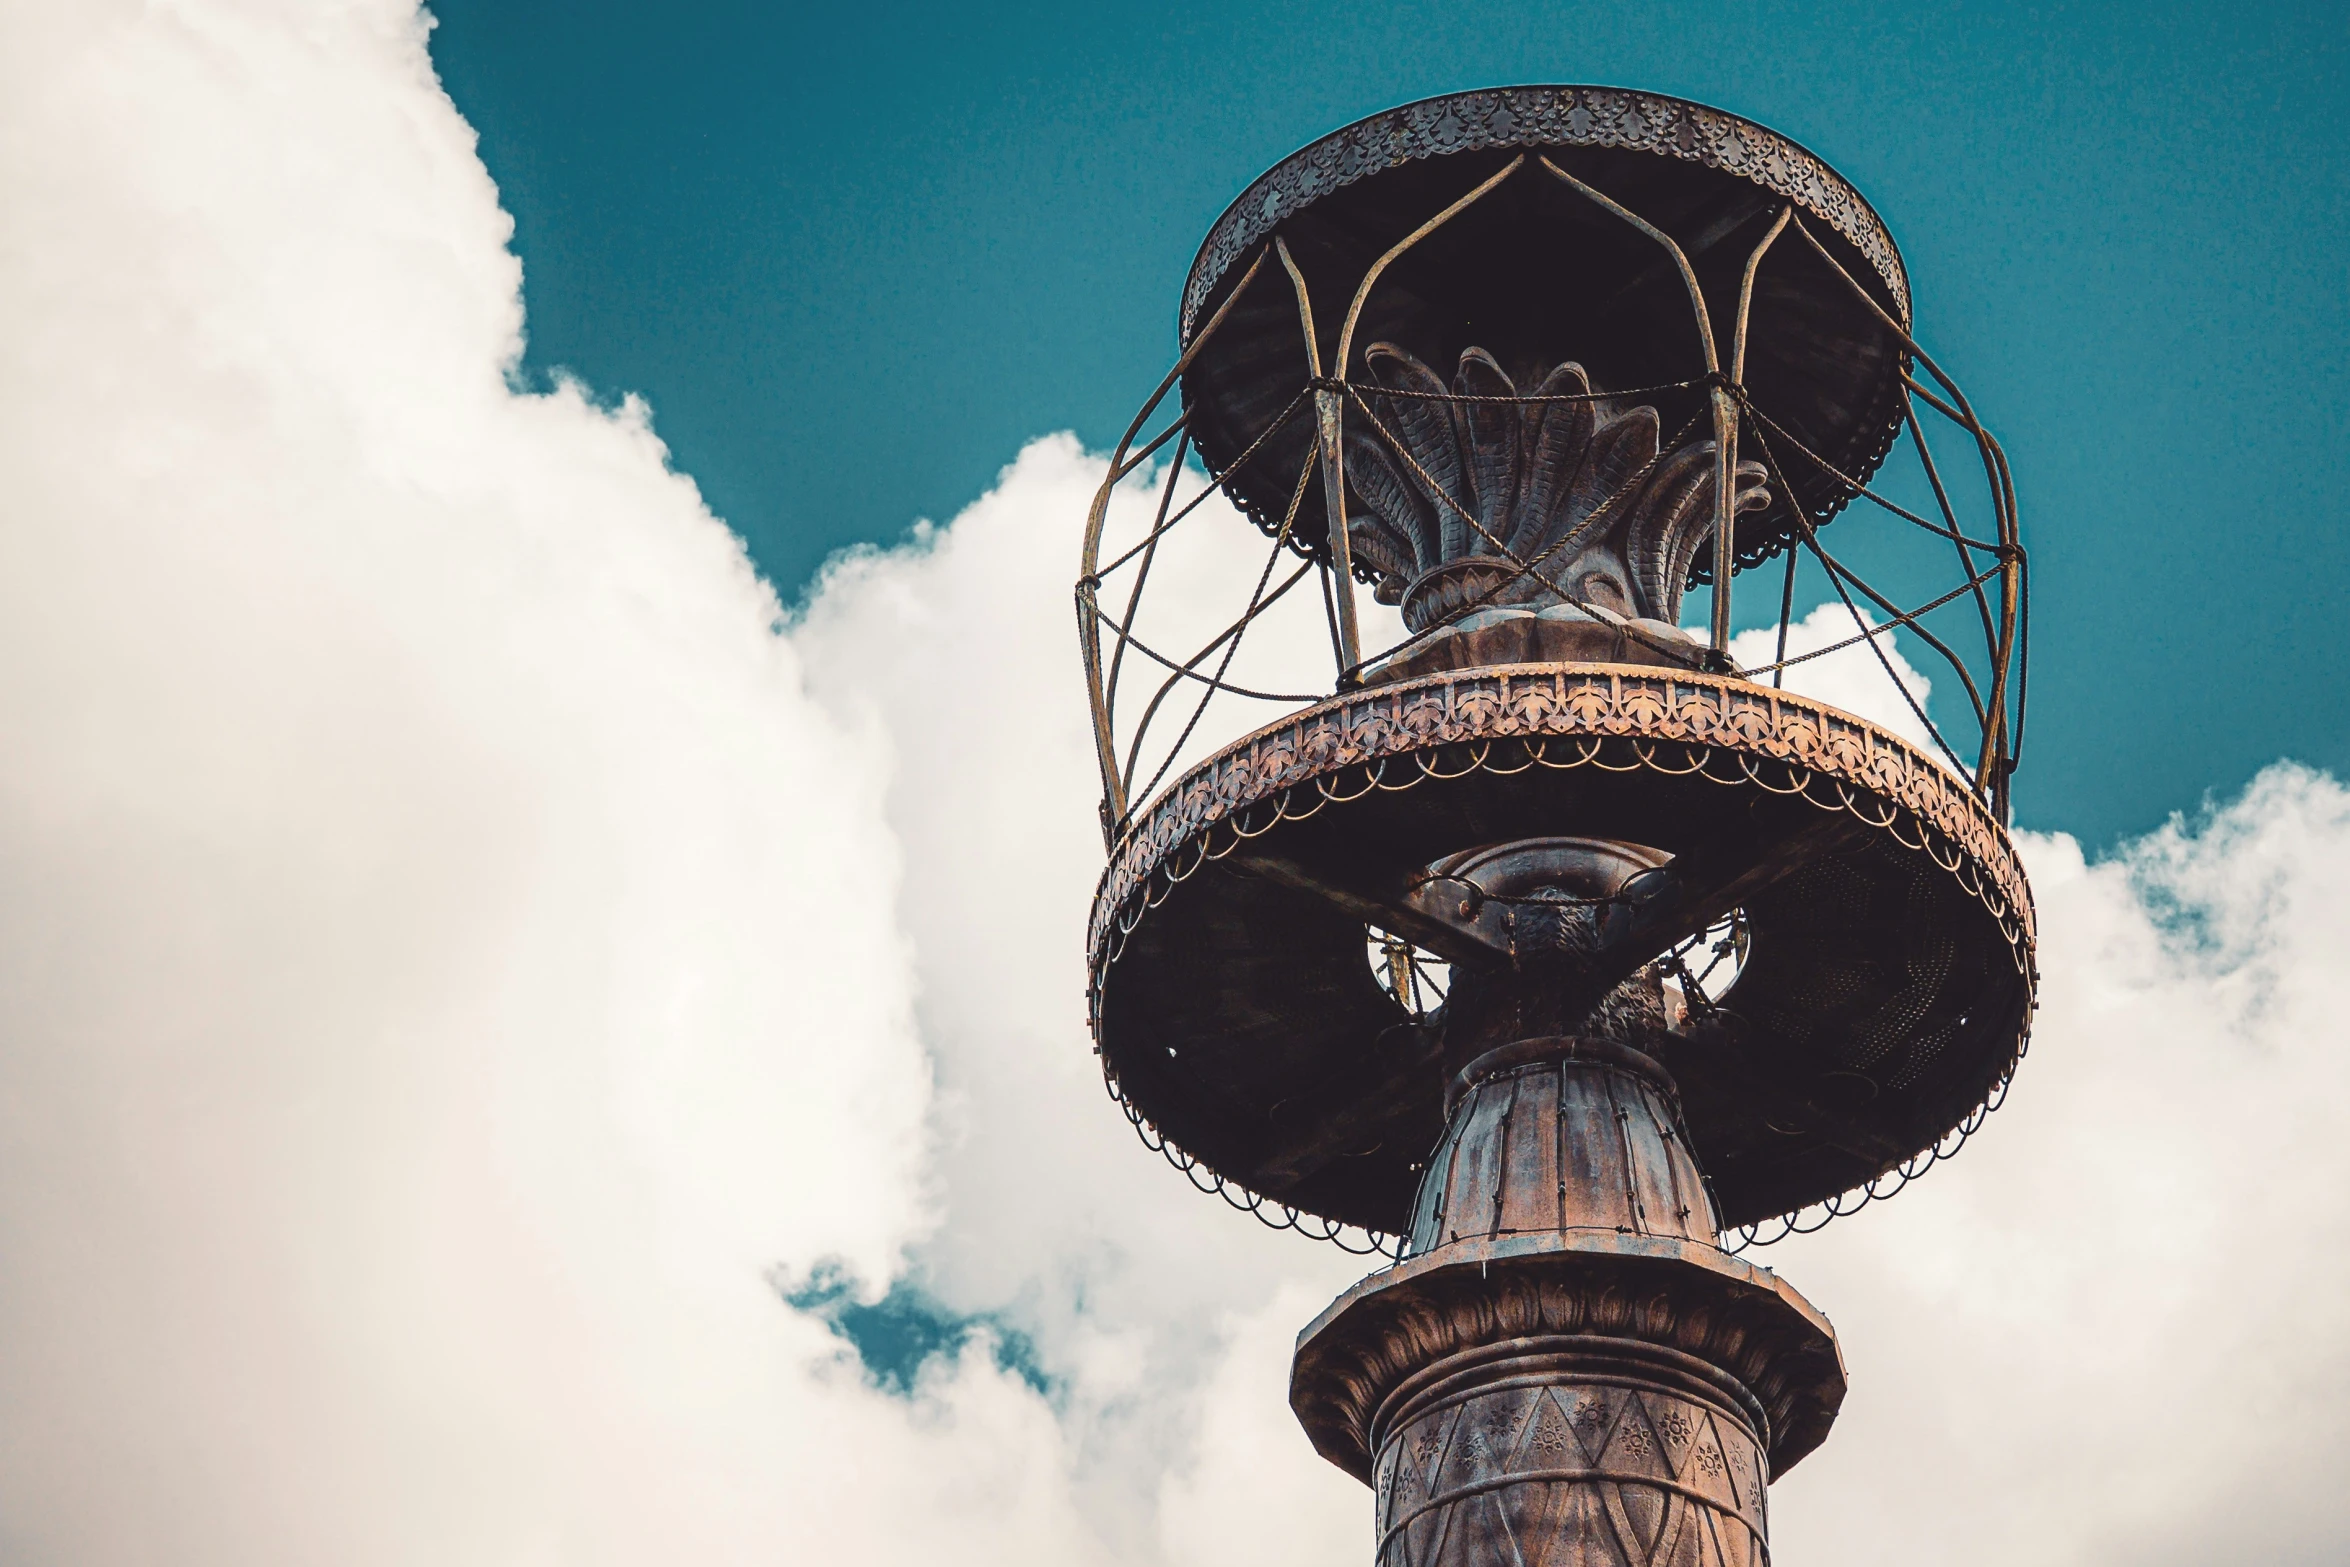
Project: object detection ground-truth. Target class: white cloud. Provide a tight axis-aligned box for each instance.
[0,2,1081,1562]
[1155,1282,1364,1567]
[1728,600,1943,757]
[3,4,2346,1567]
[790,434,1369,1557]
[1769,766,2350,1567]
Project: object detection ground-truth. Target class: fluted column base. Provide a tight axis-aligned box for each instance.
[1292,1235,1843,1567]
[1375,1333,1769,1566]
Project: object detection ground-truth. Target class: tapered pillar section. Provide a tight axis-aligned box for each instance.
[1407,1038,1718,1250]
[1293,1028,1845,1567]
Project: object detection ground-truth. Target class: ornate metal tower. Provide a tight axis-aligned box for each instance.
[1078,88,2032,1565]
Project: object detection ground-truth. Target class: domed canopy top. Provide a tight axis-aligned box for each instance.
[1177,86,1913,577]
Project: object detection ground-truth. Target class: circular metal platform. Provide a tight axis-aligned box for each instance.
[1177,86,1913,576]
[1087,665,2035,1235]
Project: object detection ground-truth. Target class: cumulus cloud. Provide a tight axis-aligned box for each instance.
[1770,767,2350,1566]
[0,2,1078,1562]
[791,434,1369,1559]
[2,4,2345,1567]
[1727,599,1942,756]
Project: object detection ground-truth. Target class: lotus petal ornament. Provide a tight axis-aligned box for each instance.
[1345,344,1772,634]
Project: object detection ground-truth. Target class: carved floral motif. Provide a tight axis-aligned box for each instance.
[1345,344,1770,629]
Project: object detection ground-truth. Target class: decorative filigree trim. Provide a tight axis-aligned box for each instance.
[1181,87,1910,343]
[1088,664,2032,973]
[1086,665,2038,1251]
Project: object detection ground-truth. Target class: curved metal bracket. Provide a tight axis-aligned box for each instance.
[1078,247,1270,838]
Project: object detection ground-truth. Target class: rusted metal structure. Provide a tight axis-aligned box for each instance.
[1078,87,2033,1566]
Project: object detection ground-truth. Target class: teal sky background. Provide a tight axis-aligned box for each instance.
[427,0,2347,847]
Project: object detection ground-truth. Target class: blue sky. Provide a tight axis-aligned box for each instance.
[428,0,2348,844]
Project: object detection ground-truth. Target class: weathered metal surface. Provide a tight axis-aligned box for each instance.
[1277,842,1840,1566]
[1408,1045,1719,1249]
[1337,344,1769,659]
[1088,663,2035,1233]
[1175,87,1913,572]
[1181,87,1908,341]
[1370,1336,1773,1567]
[1293,1028,1843,1565]
[1078,83,2036,1567]
[1293,1231,1844,1483]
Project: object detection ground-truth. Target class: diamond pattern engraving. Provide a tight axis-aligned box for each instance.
[1375,1382,1766,1567]
[1652,1403,1696,1477]
[1528,1395,1577,1460]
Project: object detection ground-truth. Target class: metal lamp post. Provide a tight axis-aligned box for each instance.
[1078,87,2033,1567]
